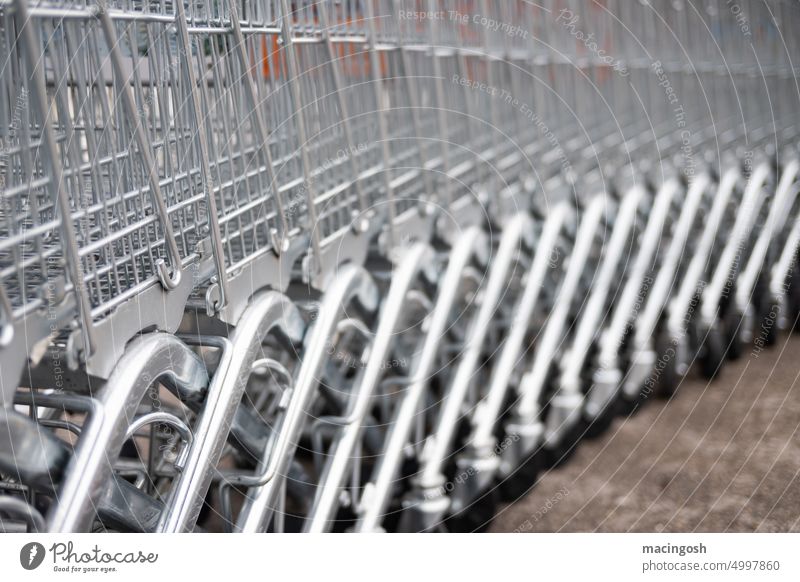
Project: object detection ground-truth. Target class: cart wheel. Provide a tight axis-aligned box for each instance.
[655,332,681,399]
[790,288,800,333]
[497,449,546,502]
[618,384,649,416]
[443,488,499,532]
[788,265,800,332]
[699,322,725,379]
[544,419,586,469]
[584,395,621,438]
[763,302,780,346]
[723,302,745,360]
[751,275,777,346]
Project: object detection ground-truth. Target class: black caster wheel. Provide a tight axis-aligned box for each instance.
[543,419,586,469]
[619,387,648,416]
[443,488,499,533]
[750,275,777,346]
[699,323,725,379]
[758,296,779,347]
[763,304,779,346]
[330,505,359,533]
[584,396,622,439]
[788,271,800,332]
[655,333,681,399]
[723,304,745,360]
[496,449,546,502]
[790,294,800,334]
[377,455,422,532]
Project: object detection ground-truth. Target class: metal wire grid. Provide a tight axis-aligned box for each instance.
[465,2,528,207]
[0,0,214,371]
[180,0,291,290]
[324,0,384,214]
[394,2,445,208]
[0,7,65,326]
[279,0,371,246]
[0,0,795,358]
[41,1,205,313]
[361,0,431,225]
[430,0,481,204]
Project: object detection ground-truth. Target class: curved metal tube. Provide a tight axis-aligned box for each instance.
[667,169,741,334]
[395,205,568,528]
[421,214,536,478]
[356,214,535,531]
[622,173,713,398]
[517,194,609,421]
[47,333,209,532]
[0,288,15,350]
[304,243,436,532]
[699,163,772,328]
[0,495,45,532]
[559,187,645,390]
[355,227,490,532]
[159,292,305,532]
[124,412,193,472]
[735,159,800,327]
[236,264,379,532]
[771,212,800,330]
[665,169,742,364]
[586,178,682,416]
[547,186,647,443]
[443,204,571,480]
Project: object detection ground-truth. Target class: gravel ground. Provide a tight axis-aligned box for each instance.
[490,333,800,533]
